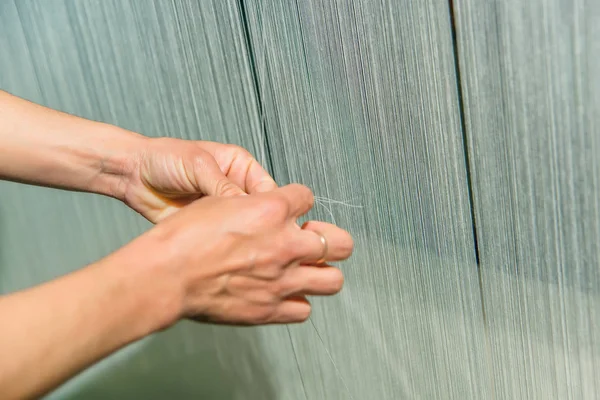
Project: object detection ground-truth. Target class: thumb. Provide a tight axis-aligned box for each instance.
[196,154,246,197]
[214,177,247,197]
[251,178,278,193]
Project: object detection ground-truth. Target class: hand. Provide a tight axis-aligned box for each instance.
[109,184,354,327]
[0,92,277,221]
[121,137,277,222]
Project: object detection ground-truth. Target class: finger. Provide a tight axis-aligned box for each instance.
[204,142,277,193]
[217,147,277,193]
[194,154,246,197]
[278,265,344,297]
[297,221,354,263]
[275,184,314,218]
[271,296,311,323]
[245,161,278,193]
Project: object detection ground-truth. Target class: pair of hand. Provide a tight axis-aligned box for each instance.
[110,138,353,327]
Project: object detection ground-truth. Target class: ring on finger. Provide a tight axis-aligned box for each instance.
[315,232,328,265]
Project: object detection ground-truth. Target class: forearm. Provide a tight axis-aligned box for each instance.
[0,250,176,399]
[0,90,145,199]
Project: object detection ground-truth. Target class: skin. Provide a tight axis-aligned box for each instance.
[0,91,354,399]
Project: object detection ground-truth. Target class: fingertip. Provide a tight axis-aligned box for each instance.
[277,184,314,217]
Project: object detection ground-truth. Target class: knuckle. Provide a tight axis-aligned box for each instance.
[269,279,286,298]
[192,151,210,169]
[215,179,241,197]
[256,250,276,268]
[226,144,253,159]
[254,249,287,279]
[258,196,289,221]
[256,243,279,264]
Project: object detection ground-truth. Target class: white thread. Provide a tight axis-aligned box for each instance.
[314,198,337,223]
[313,195,364,225]
[309,318,356,400]
[314,196,364,209]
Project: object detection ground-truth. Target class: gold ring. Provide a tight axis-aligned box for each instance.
[315,233,328,265]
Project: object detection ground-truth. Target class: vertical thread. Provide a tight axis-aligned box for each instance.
[237,0,275,175]
[448,0,481,266]
[237,1,311,398]
[448,1,496,398]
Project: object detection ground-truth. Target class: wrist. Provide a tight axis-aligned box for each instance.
[0,92,148,197]
[100,231,185,333]
[88,124,148,201]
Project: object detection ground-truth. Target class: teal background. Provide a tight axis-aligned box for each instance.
[1,0,598,398]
